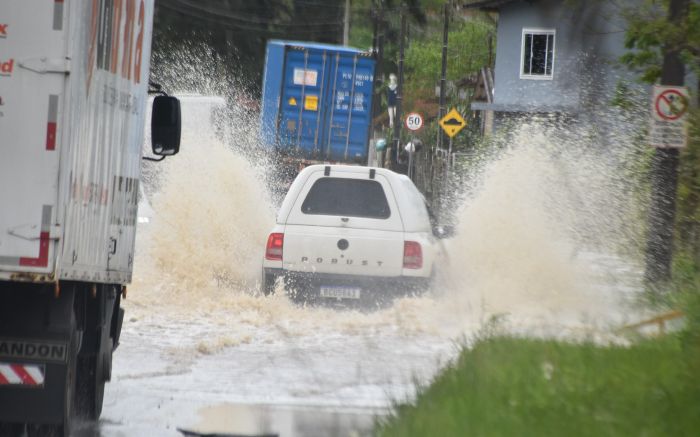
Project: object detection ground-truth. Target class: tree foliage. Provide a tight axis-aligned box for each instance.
[152,0,435,95]
[153,0,348,94]
[404,18,493,94]
[620,0,700,83]
[619,0,700,262]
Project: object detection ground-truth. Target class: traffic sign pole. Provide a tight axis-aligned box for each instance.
[393,6,407,168]
[438,107,466,221]
[644,0,689,287]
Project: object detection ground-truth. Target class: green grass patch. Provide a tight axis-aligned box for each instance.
[378,256,700,437]
[377,330,700,436]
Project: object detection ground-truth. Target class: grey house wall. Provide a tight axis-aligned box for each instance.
[479,0,636,116]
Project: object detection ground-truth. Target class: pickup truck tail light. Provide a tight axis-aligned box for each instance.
[265,233,284,261]
[403,241,422,269]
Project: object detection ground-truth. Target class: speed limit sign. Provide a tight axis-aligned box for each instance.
[405,112,424,131]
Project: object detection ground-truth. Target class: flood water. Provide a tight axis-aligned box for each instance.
[92,93,648,436]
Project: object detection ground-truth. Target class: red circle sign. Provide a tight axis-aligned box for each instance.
[405,112,424,131]
[655,89,688,121]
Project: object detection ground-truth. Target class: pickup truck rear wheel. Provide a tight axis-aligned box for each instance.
[261,273,277,296]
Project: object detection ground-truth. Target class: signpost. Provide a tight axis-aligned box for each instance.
[650,85,689,148]
[437,108,467,218]
[404,112,423,179]
[644,0,689,286]
[439,108,467,160]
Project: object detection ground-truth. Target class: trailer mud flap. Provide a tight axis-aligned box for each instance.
[0,359,72,424]
[0,286,78,425]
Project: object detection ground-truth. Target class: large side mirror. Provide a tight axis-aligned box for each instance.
[433,225,455,239]
[151,96,181,156]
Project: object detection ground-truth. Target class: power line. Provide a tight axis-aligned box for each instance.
[171,0,344,26]
[160,2,342,34]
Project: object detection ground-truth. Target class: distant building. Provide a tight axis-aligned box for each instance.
[465,0,644,134]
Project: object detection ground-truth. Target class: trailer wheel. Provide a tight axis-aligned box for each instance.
[76,338,110,421]
[76,356,103,421]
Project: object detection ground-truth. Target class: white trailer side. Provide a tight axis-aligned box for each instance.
[1,0,154,284]
[0,1,175,434]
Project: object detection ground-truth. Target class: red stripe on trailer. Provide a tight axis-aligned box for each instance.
[19,232,50,267]
[10,364,38,386]
[46,95,58,150]
[0,206,52,268]
[46,122,57,150]
[0,371,8,385]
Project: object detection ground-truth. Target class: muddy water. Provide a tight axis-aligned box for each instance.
[134,116,642,334]
[103,98,646,435]
[440,127,646,336]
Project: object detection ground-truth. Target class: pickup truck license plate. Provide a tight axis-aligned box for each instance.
[320,286,361,299]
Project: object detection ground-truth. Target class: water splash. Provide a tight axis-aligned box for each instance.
[130,44,648,348]
[437,121,647,337]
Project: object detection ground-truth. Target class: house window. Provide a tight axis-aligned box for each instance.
[521,28,555,79]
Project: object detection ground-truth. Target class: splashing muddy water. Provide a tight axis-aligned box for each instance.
[440,125,645,336]
[131,115,644,343]
[111,65,648,430]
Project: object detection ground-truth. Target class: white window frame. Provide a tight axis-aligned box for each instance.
[520,28,556,80]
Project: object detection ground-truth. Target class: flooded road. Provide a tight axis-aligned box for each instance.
[89,307,448,436]
[87,249,641,436]
[81,104,647,436]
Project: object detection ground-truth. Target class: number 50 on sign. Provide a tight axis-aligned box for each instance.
[405,112,424,131]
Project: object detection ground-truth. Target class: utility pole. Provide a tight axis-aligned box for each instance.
[644,0,689,285]
[437,1,449,151]
[371,4,378,54]
[371,2,382,124]
[393,4,407,167]
[377,2,387,168]
[343,0,351,45]
[375,1,385,90]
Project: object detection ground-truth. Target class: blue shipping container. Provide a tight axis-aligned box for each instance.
[260,40,376,163]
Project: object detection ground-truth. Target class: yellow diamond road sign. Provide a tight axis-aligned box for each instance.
[439,108,467,138]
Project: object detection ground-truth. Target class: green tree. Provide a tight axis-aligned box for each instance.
[621,0,700,82]
[153,0,346,95]
[620,0,700,262]
[404,18,492,97]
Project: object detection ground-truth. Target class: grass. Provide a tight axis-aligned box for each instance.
[376,264,700,437]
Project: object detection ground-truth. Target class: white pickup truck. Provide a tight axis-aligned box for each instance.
[261,165,449,303]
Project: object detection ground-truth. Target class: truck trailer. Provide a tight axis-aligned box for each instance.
[0,1,180,435]
[260,41,376,191]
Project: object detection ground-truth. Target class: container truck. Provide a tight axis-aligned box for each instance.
[0,1,181,435]
[260,41,376,190]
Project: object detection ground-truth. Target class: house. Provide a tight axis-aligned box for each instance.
[464,0,644,133]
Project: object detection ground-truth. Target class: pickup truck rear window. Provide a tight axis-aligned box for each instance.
[301,177,391,219]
